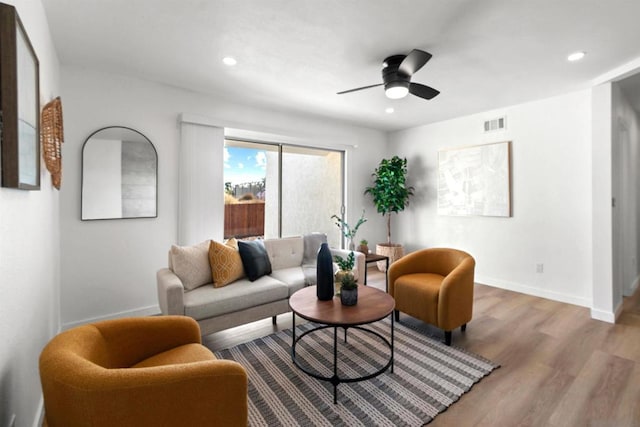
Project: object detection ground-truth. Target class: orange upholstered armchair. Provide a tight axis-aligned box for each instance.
[388,248,475,346]
[39,316,247,427]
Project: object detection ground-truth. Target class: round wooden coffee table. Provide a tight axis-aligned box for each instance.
[288,285,395,403]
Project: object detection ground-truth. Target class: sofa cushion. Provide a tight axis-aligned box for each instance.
[303,266,317,286]
[208,240,245,288]
[238,240,272,281]
[302,233,327,266]
[264,236,304,270]
[183,276,288,320]
[269,267,307,296]
[170,240,212,291]
[299,265,332,287]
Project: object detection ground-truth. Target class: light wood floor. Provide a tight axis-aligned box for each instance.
[202,269,640,427]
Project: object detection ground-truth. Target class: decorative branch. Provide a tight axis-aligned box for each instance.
[331,210,368,240]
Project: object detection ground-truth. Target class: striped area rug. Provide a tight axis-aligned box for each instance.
[215,319,498,426]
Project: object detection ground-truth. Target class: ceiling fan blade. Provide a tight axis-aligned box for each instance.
[409,82,440,100]
[398,49,432,77]
[337,83,383,95]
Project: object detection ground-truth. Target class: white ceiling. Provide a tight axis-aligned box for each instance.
[41,0,640,131]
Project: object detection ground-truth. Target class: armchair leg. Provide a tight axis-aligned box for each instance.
[461,323,467,332]
[444,331,452,346]
[272,316,277,325]
[394,310,399,322]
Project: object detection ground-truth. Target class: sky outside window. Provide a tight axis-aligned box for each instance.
[224,146,267,185]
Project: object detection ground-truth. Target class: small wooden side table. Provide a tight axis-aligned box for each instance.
[364,253,389,291]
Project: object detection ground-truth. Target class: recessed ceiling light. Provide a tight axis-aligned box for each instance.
[385,107,395,114]
[567,51,585,62]
[222,57,237,66]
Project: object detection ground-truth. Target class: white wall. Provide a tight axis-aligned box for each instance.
[0,1,60,426]
[591,83,615,321]
[59,67,387,328]
[612,83,640,298]
[389,90,593,307]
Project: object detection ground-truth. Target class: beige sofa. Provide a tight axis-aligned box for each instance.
[157,235,364,336]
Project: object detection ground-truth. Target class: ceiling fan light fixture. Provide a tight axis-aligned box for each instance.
[385,81,409,99]
[337,49,438,100]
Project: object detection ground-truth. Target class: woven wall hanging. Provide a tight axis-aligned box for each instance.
[41,97,64,189]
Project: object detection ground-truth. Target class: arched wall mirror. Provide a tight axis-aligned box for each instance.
[81,126,158,220]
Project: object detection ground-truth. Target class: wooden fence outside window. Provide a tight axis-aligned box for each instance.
[224,202,265,238]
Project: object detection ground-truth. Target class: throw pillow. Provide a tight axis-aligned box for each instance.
[238,240,272,281]
[170,240,212,291]
[208,240,245,288]
[302,233,328,266]
[224,237,238,250]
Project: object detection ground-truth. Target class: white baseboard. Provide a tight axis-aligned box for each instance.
[33,396,43,427]
[615,299,624,320]
[625,275,640,296]
[61,305,160,331]
[475,275,627,323]
[590,307,617,323]
[475,275,591,307]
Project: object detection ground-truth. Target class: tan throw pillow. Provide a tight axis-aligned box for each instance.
[209,240,245,288]
[225,237,238,250]
[170,240,212,291]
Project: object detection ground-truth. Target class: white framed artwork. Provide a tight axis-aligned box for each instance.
[437,141,511,217]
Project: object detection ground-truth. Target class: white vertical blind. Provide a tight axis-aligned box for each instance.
[178,121,224,245]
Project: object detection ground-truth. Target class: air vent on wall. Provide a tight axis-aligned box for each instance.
[484,116,506,133]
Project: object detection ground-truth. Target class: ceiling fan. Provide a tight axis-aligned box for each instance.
[337,49,440,100]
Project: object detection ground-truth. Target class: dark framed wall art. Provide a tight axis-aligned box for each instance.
[0,3,40,190]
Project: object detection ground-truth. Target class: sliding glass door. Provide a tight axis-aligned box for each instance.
[281,145,343,248]
[224,139,343,246]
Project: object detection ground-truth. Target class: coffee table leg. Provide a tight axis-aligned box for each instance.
[385,258,389,292]
[333,326,338,404]
[291,312,296,359]
[391,312,394,373]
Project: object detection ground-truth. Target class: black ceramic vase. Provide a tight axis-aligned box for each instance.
[316,243,334,301]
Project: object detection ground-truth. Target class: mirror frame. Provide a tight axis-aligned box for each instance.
[81,126,158,221]
[0,4,41,190]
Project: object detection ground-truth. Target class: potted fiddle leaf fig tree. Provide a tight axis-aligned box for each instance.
[364,156,414,271]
